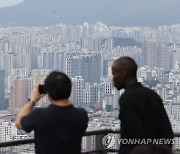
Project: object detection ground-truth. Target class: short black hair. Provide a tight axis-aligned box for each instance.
[45,71,71,100]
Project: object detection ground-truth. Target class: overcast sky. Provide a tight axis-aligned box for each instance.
[0,0,24,8]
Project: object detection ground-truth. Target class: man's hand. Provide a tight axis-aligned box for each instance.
[30,85,45,103]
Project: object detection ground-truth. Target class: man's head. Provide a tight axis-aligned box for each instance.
[44,71,71,101]
[112,56,137,90]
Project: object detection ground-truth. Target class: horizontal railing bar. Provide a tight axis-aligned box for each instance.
[0,139,35,148]
[82,149,105,154]
[84,129,120,136]
[107,148,119,152]
[0,129,179,149]
[174,132,180,137]
[82,149,119,153]
[0,129,119,148]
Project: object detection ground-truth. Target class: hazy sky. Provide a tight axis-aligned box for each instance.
[0,0,24,8]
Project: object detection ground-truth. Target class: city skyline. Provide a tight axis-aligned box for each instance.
[0,22,180,151]
[0,0,180,152]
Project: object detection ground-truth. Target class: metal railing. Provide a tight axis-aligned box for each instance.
[0,129,119,153]
[0,129,179,153]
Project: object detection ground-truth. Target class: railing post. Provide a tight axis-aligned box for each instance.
[95,133,107,154]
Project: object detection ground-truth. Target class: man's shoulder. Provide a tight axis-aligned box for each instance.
[122,85,160,99]
[142,86,161,98]
[141,86,156,94]
[131,84,157,95]
[34,107,47,112]
[70,107,88,126]
[75,107,88,116]
[30,107,49,117]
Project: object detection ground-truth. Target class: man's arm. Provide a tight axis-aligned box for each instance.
[156,95,174,139]
[15,85,44,129]
[81,109,89,135]
[15,102,35,129]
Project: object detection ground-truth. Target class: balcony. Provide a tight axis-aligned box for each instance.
[0,129,179,154]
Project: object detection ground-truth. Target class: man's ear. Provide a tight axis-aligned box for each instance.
[123,70,128,78]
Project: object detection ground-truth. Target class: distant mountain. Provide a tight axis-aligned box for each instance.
[113,38,141,47]
[0,0,180,26]
[0,0,24,8]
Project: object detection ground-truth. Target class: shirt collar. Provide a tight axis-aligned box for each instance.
[125,82,142,90]
[49,103,73,109]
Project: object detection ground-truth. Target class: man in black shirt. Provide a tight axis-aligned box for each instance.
[15,71,88,154]
[111,57,173,154]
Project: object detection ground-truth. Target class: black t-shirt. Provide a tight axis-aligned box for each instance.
[119,82,173,154]
[21,104,88,154]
